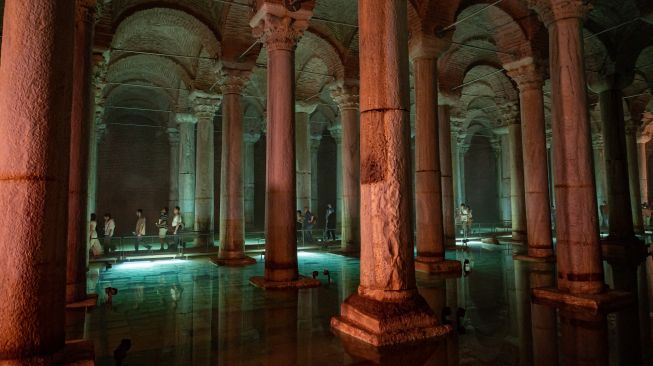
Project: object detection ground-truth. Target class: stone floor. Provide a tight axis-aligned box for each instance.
[67,241,653,365]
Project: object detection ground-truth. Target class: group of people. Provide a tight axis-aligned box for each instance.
[296,204,337,243]
[89,206,185,257]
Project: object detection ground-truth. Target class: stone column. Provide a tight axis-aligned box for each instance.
[215,67,255,266]
[455,137,468,206]
[625,120,643,233]
[295,103,316,211]
[248,1,319,288]
[190,91,221,232]
[331,84,361,252]
[639,138,649,206]
[495,131,512,224]
[0,0,75,362]
[439,102,456,247]
[501,102,527,242]
[592,134,608,225]
[409,32,459,274]
[243,132,260,228]
[168,128,180,209]
[66,0,97,305]
[331,0,451,346]
[86,55,107,222]
[329,125,344,230]
[177,113,198,227]
[505,59,554,258]
[310,135,321,213]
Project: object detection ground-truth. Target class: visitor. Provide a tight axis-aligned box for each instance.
[171,206,184,249]
[642,203,651,228]
[460,204,472,239]
[463,259,472,276]
[103,213,116,254]
[89,213,102,258]
[600,201,608,228]
[303,207,316,243]
[325,203,336,241]
[296,210,304,242]
[156,207,169,251]
[133,209,149,252]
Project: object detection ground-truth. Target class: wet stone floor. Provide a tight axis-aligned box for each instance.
[66,243,653,365]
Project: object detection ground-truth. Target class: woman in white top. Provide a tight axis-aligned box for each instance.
[89,213,103,257]
[171,206,184,249]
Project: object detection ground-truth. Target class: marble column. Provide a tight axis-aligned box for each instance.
[592,135,608,225]
[190,91,221,232]
[248,1,319,288]
[331,84,361,252]
[66,0,97,304]
[177,113,198,228]
[243,132,260,228]
[295,103,316,211]
[168,128,180,209]
[505,59,553,258]
[0,0,75,362]
[331,0,451,346]
[496,131,512,224]
[310,135,321,213]
[439,103,456,247]
[639,139,649,206]
[455,138,468,207]
[409,33,459,274]
[215,67,256,266]
[502,102,527,242]
[86,56,107,223]
[625,120,643,233]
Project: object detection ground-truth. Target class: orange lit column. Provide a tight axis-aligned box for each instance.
[215,67,256,266]
[190,91,221,233]
[331,83,360,253]
[505,59,554,259]
[409,32,460,275]
[0,0,75,363]
[248,1,319,288]
[331,0,451,346]
[66,0,97,305]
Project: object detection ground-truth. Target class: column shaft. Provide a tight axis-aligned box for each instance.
[639,142,648,205]
[177,117,197,227]
[625,125,643,233]
[439,105,456,246]
[168,130,180,209]
[296,111,311,210]
[66,1,95,303]
[341,107,360,251]
[310,137,320,213]
[243,134,259,228]
[508,121,527,241]
[0,0,75,361]
[195,119,215,231]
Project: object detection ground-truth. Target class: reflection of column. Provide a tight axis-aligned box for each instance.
[248,2,319,288]
[216,67,255,266]
[439,103,456,246]
[332,0,450,346]
[177,113,198,228]
[410,32,459,274]
[559,311,608,366]
[66,0,97,304]
[505,60,553,257]
[190,91,221,232]
[310,135,321,213]
[530,263,558,366]
[625,120,643,233]
[244,132,260,229]
[329,125,344,230]
[514,261,533,366]
[168,128,180,209]
[295,103,316,210]
[331,84,360,252]
[0,0,75,362]
[592,135,608,223]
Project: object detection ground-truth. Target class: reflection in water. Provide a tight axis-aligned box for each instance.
[77,248,652,365]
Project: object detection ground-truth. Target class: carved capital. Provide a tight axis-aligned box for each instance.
[189,91,222,121]
[176,113,199,125]
[243,132,261,144]
[167,128,180,145]
[499,102,521,126]
[592,133,604,148]
[295,102,317,115]
[504,57,544,92]
[329,124,343,143]
[409,32,451,60]
[330,83,359,111]
[250,3,312,51]
[75,0,97,24]
[216,66,252,95]
[527,0,591,27]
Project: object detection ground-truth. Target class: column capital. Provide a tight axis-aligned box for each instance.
[96,123,107,140]
[310,134,322,150]
[329,124,343,143]
[243,132,260,144]
[167,128,180,145]
[176,113,198,125]
[330,83,360,111]
[499,101,521,126]
[408,32,451,61]
[592,133,604,148]
[216,65,252,95]
[189,91,222,120]
[296,102,317,115]
[504,57,544,92]
[527,0,591,27]
[75,0,97,24]
[625,119,641,136]
[250,2,313,52]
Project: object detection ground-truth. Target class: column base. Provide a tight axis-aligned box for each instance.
[249,275,321,290]
[532,287,634,317]
[331,293,452,347]
[513,254,556,263]
[64,339,95,365]
[211,255,256,267]
[66,293,99,309]
[414,257,461,277]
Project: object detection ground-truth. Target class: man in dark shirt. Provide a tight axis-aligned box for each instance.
[324,204,336,241]
[303,207,315,243]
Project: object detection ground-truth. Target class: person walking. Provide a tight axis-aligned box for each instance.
[303,207,316,243]
[103,213,116,254]
[133,209,149,252]
[89,213,103,258]
[324,204,336,241]
[156,207,169,251]
[459,204,472,241]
